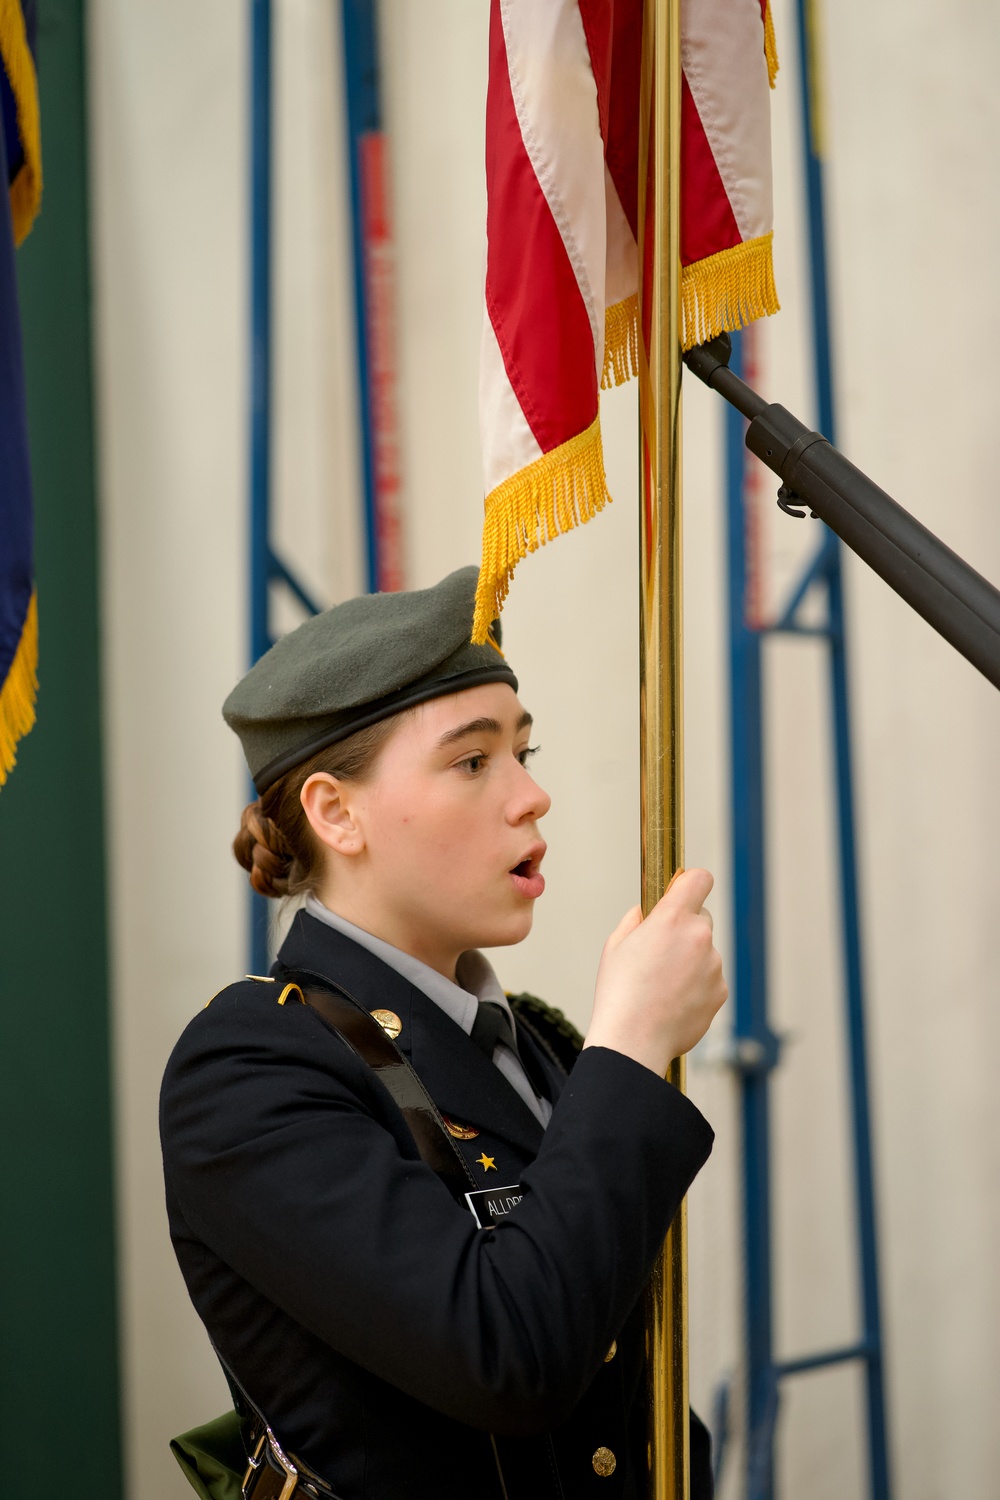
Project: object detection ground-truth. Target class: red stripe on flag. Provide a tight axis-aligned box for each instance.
[605,0,641,239]
[485,0,597,455]
[680,73,742,267]
[578,0,613,145]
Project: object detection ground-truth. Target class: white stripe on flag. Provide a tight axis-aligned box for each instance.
[480,311,543,496]
[682,0,773,243]
[499,0,607,376]
[604,163,637,309]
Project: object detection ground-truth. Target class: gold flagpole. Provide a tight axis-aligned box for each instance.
[637,0,687,1496]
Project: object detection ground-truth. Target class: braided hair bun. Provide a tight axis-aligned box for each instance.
[233,801,296,899]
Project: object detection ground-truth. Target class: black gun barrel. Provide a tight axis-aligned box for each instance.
[684,334,1000,692]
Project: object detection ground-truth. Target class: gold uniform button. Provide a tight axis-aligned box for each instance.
[592,1446,616,1477]
[604,1339,617,1363]
[371,1009,402,1039]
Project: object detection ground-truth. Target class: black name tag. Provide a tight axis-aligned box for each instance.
[465,1183,523,1228]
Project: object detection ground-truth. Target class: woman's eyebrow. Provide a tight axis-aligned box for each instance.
[437,711,533,747]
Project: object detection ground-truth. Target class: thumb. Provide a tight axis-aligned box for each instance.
[603,904,643,953]
[658,867,714,915]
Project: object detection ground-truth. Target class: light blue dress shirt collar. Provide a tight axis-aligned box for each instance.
[303,895,552,1126]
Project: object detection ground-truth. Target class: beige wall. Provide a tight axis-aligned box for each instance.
[89,1,1000,1496]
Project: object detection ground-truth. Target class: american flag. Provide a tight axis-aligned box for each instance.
[474,0,779,641]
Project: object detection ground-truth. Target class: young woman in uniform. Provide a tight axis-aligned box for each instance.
[161,566,728,1500]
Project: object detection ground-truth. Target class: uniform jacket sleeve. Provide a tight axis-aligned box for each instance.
[160,983,714,1437]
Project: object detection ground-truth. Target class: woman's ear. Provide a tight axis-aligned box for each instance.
[300,772,365,856]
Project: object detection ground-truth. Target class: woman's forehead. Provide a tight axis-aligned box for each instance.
[410,682,529,740]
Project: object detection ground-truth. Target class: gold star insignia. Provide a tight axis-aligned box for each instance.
[476,1153,497,1172]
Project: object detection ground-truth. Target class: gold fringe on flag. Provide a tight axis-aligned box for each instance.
[681,231,779,351]
[0,0,43,244]
[763,1,779,89]
[0,590,38,787]
[473,416,611,642]
[602,294,639,390]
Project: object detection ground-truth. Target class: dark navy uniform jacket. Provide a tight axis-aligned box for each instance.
[160,910,715,1499]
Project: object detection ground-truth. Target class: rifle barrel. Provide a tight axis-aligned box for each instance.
[684,335,1000,691]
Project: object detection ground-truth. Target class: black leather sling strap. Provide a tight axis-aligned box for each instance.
[275,966,480,1200]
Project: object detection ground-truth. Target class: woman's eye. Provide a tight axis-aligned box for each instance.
[459,754,486,775]
[517,745,540,767]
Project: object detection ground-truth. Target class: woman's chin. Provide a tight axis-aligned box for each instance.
[475,909,536,950]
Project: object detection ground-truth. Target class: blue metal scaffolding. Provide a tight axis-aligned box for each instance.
[247,0,387,973]
[721,3,892,1496]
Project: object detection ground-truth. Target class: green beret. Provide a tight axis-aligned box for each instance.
[223,566,518,793]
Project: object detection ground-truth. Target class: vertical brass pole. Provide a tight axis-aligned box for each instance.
[637,0,686,1496]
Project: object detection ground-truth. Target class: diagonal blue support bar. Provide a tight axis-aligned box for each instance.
[269,548,325,619]
[776,1341,874,1380]
[772,530,836,632]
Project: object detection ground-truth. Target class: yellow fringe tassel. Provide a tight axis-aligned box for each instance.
[0,590,38,787]
[473,417,611,642]
[602,234,779,384]
[0,0,43,245]
[476,236,777,634]
[602,294,639,390]
[681,232,779,352]
[763,1,779,90]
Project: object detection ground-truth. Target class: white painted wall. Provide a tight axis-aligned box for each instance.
[89,2,1000,1496]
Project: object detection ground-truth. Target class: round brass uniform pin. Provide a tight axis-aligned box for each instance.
[592,1447,616,1477]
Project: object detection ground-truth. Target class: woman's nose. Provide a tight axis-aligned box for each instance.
[510,767,551,823]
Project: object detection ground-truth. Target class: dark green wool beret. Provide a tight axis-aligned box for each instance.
[223,566,518,793]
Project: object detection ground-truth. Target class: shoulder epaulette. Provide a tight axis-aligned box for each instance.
[507,991,584,1075]
[204,974,275,1009]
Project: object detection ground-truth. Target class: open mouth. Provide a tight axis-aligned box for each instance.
[509,846,546,899]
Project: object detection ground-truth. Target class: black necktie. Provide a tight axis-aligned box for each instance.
[470,1000,519,1060]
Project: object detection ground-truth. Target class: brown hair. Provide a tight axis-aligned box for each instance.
[233,715,403,900]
